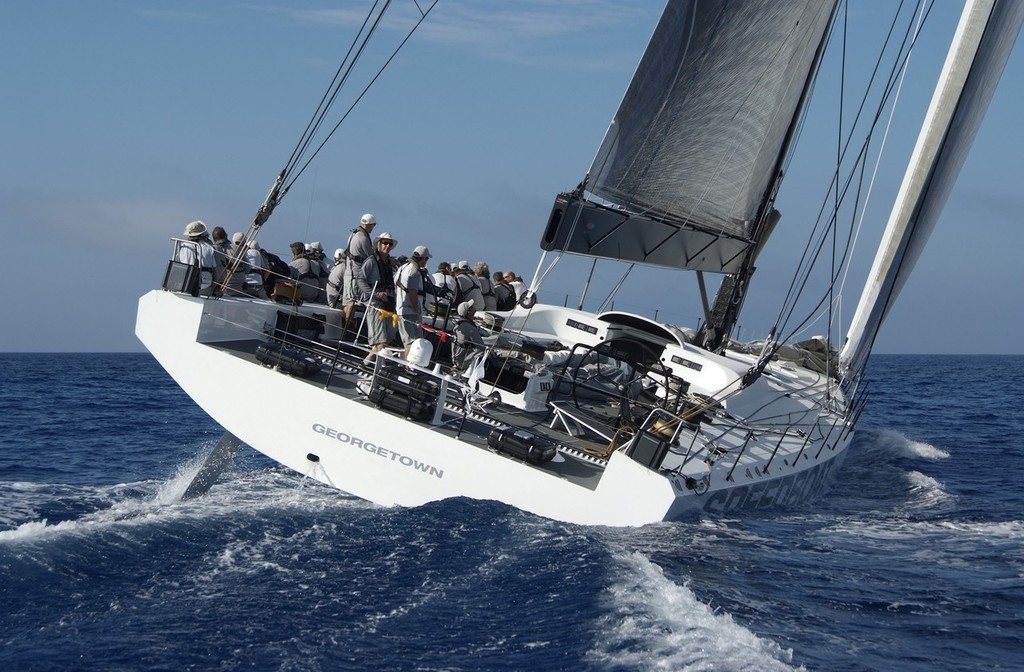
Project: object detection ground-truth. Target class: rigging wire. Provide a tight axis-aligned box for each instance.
[828,0,849,384]
[254,0,438,228]
[284,1,439,194]
[770,0,909,330]
[777,1,934,355]
[833,1,930,306]
[597,264,636,313]
[217,0,437,291]
[768,0,935,356]
[282,1,386,187]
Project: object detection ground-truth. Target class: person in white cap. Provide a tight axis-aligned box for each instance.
[395,245,432,358]
[219,232,249,296]
[176,220,218,296]
[243,240,267,298]
[306,241,329,301]
[326,248,346,308]
[355,232,399,363]
[452,300,485,369]
[341,213,378,332]
[452,260,484,311]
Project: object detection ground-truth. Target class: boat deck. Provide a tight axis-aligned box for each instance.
[207,337,613,492]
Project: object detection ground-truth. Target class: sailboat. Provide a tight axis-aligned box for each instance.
[136,0,1022,526]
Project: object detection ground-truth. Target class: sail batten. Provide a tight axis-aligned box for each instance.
[840,0,1024,375]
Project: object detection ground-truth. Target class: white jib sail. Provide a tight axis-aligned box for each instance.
[840,0,1024,376]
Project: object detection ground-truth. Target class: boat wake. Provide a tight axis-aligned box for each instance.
[0,447,363,546]
[588,549,803,672]
[877,429,951,461]
[2,426,1019,671]
[903,470,955,511]
[825,427,955,514]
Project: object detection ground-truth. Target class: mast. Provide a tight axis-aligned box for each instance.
[839,0,1024,377]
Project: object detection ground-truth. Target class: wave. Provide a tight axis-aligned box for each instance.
[900,439,950,461]
[587,550,804,671]
[934,519,1024,541]
[864,428,950,461]
[861,431,956,512]
[0,459,366,546]
[821,516,1024,548]
[818,427,957,517]
[903,470,955,510]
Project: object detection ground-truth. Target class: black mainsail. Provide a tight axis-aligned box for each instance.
[541,0,836,275]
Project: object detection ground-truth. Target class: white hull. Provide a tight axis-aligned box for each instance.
[136,290,853,526]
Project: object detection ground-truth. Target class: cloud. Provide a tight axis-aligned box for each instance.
[284,0,653,69]
[132,8,212,24]
[2,188,214,254]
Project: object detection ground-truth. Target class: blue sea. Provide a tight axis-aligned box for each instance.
[1,353,1021,671]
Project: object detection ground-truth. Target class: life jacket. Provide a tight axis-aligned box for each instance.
[494,281,517,311]
[180,240,217,293]
[294,259,319,282]
[308,250,329,278]
[344,228,371,266]
[395,261,433,313]
[453,273,475,306]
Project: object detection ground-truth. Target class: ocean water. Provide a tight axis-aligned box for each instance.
[1,353,1021,671]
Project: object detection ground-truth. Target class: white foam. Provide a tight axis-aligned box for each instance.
[903,440,949,461]
[0,491,185,543]
[874,429,949,460]
[152,449,212,505]
[0,483,49,529]
[822,517,1024,550]
[587,550,804,671]
[935,519,1024,541]
[904,470,954,508]
[0,460,367,545]
[0,519,57,541]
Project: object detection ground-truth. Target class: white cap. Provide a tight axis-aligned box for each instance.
[412,245,431,260]
[457,301,474,318]
[310,241,323,250]
[334,248,345,259]
[360,213,377,226]
[376,231,397,246]
[232,232,244,243]
[457,260,470,270]
[183,220,207,237]
[249,241,261,251]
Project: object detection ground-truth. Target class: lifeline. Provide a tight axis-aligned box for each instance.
[311,423,444,479]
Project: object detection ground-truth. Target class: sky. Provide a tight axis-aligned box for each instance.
[2,1,1021,354]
